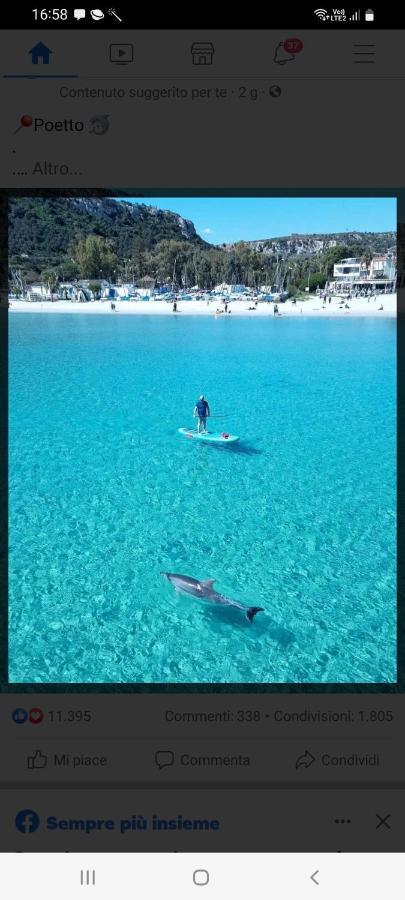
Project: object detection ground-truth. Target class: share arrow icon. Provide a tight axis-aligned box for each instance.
[295,749,316,769]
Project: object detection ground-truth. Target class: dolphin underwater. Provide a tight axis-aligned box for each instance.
[160,572,264,623]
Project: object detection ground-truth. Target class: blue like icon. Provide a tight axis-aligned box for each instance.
[12,708,28,724]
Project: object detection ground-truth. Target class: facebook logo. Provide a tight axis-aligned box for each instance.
[15,809,40,834]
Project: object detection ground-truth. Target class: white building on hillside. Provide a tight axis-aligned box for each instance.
[333,258,365,282]
[369,255,396,281]
[328,254,396,294]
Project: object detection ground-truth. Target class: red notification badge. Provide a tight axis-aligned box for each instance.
[283,38,304,54]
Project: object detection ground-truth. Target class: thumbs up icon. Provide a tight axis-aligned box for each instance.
[27,750,48,770]
[12,708,28,724]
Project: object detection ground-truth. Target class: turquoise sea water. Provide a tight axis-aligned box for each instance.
[9,313,396,684]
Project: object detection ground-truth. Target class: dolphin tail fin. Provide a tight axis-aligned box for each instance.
[246,606,264,623]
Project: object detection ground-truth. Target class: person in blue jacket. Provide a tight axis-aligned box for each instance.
[193,395,210,433]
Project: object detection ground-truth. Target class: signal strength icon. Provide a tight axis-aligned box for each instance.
[314,8,329,19]
[350,8,361,19]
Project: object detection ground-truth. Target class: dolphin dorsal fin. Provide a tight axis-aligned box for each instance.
[201,578,215,588]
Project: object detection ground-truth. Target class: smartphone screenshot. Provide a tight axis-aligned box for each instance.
[0,7,403,898]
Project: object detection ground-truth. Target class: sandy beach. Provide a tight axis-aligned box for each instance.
[8,293,397,317]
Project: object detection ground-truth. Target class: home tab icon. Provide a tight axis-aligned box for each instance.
[191,42,214,65]
[29,42,53,65]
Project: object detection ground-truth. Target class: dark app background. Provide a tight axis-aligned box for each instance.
[0,16,403,857]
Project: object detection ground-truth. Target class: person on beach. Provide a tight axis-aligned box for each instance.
[194,395,210,433]
[274,303,278,316]
[173,300,177,312]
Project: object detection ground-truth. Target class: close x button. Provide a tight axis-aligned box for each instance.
[376,813,391,830]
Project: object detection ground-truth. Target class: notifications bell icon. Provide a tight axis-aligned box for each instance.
[274,41,295,65]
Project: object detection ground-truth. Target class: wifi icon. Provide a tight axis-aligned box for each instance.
[314,8,329,18]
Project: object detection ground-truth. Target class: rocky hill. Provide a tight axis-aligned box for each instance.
[228,232,396,258]
[8,197,396,291]
[9,197,205,272]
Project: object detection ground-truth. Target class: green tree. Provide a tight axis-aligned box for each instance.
[152,240,191,286]
[300,271,326,292]
[88,281,102,298]
[56,259,79,281]
[72,235,118,279]
[195,253,213,289]
[321,245,350,276]
[41,268,59,298]
[130,237,147,281]
[361,248,373,274]
[10,268,25,297]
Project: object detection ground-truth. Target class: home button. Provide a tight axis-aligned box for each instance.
[193,869,210,886]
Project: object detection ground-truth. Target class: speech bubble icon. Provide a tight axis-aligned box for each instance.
[74,8,86,19]
[155,750,175,770]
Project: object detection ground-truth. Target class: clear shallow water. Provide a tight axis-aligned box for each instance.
[9,314,396,684]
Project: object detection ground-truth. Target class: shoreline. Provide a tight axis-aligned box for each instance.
[7,293,396,318]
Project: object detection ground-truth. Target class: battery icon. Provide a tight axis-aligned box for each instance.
[365,8,375,20]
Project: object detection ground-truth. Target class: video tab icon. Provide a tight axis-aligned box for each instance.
[109,43,134,65]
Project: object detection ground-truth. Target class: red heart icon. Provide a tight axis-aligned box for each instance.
[29,707,44,724]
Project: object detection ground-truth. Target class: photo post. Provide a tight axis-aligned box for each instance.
[8,194,397,686]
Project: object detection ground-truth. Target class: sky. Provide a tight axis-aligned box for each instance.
[116,197,396,246]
